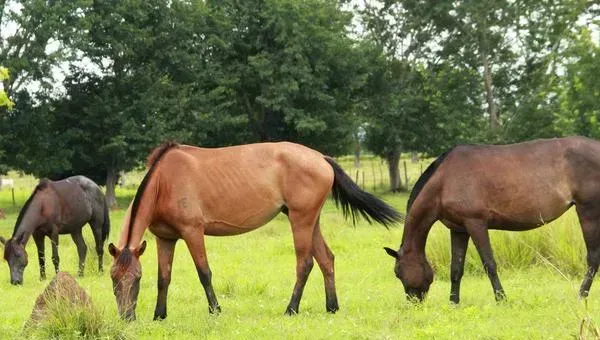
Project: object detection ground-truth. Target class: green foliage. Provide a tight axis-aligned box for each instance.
[0,67,14,109]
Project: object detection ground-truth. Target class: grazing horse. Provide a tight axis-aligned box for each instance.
[108,141,402,321]
[384,136,600,303]
[0,176,110,285]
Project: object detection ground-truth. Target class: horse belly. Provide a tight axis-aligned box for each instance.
[204,206,283,236]
[149,223,181,240]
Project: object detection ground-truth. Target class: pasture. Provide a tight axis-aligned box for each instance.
[0,159,599,339]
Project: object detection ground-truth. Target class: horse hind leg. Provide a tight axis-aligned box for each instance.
[70,230,87,277]
[90,218,105,273]
[312,218,338,313]
[285,208,319,315]
[576,206,600,298]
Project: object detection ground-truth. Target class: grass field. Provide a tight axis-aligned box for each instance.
[1,158,600,339]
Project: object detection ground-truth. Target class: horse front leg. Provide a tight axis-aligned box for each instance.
[154,237,177,320]
[33,233,46,280]
[465,220,505,301]
[449,230,470,304]
[576,209,600,298]
[50,231,60,274]
[182,228,221,314]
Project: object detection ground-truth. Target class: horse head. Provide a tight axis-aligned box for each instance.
[109,241,146,321]
[384,246,433,302]
[0,236,28,285]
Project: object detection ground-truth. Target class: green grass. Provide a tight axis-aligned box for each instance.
[1,159,600,339]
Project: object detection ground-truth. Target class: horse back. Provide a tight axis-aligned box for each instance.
[153,142,333,234]
[47,177,95,230]
[430,137,599,229]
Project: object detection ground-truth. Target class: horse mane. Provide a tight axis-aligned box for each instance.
[126,141,179,247]
[147,141,179,168]
[11,179,51,239]
[115,248,133,269]
[406,149,454,215]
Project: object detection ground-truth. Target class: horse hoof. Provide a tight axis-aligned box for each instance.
[284,307,298,316]
[209,305,221,314]
[326,305,339,313]
[153,313,167,321]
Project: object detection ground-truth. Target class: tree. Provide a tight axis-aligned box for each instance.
[0,67,13,109]
[199,0,367,155]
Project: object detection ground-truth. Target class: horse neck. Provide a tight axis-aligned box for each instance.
[400,213,435,255]
[119,180,157,251]
[13,197,47,244]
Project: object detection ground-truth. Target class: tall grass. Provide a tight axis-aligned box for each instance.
[22,293,130,339]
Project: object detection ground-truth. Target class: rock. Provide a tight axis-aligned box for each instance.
[27,272,93,326]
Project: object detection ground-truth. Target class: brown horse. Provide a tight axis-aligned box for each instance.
[108,141,402,320]
[384,136,600,303]
[0,176,110,285]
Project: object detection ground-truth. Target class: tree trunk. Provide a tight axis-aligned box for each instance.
[482,53,499,130]
[385,150,402,192]
[354,142,361,168]
[105,168,118,208]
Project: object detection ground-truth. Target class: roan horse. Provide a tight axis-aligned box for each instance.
[0,176,110,285]
[109,141,402,320]
[384,136,600,303]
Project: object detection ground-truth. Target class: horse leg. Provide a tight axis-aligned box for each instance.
[70,230,87,277]
[33,233,46,280]
[312,219,338,313]
[50,232,60,274]
[576,207,600,298]
[285,209,318,315]
[450,230,470,304]
[182,229,220,314]
[465,221,505,301]
[154,237,177,320]
[90,219,105,273]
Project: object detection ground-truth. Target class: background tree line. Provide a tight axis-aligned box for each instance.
[0,0,598,203]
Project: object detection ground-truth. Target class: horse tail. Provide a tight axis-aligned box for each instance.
[101,196,110,242]
[324,157,403,228]
[125,141,179,246]
[406,149,453,215]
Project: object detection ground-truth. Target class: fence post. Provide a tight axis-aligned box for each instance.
[11,187,16,207]
[371,161,376,190]
[355,170,359,187]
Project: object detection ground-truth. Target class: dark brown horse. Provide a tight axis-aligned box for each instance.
[0,176,110,285]
[108,141,401,320]
[384,136,600,303]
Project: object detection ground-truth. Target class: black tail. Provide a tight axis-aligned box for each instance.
[101,197,110,242]
[324,157,403,227]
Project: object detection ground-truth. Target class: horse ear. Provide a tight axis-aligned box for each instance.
[0,236,5,245]
[135,240,147,257]
[384,247,398,259]
[108,243,119,257]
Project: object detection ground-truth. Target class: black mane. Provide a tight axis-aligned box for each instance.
[11,179,51,240]
[406,149,453,215]
[126,142,179,246]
